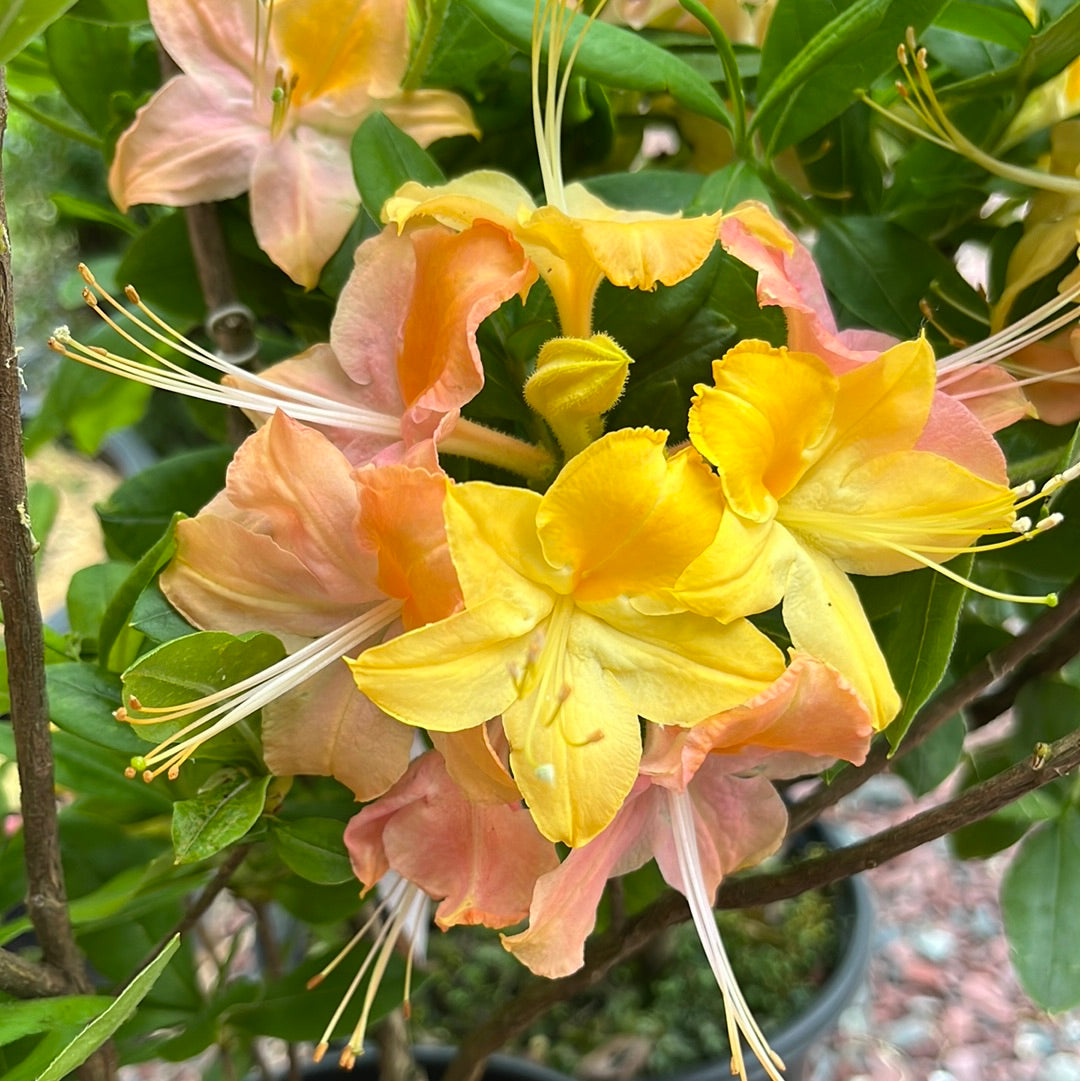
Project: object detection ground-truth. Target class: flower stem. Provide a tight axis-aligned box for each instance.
[440,417,556,482]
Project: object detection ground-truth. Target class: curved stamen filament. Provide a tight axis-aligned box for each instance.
[668,789,785,1081]
[121,601,401,782]
[310,879,428,1067]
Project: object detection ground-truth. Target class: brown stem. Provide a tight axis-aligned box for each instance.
[0,67,89,997]
[1,73,116,1081]
[787,574,1080,833]
[0,947,71,998]
[444,704,1080,1081]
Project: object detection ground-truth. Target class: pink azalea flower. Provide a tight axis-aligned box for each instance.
[502,656,872,1081]
[108,0,478,287]
[316,751,558,1068]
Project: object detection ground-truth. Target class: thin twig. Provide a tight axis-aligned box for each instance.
[787,574,1080,833]
[130,843,253,984]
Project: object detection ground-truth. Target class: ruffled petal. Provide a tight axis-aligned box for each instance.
[147,0,258,95]
[382,172,536,232]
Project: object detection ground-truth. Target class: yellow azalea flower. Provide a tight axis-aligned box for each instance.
[382,0,788,336]
[350,428,787,847]
[678,337,1058,729]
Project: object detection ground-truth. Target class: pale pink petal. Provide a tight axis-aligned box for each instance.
[162,514,356,643]
[652,769,786,899]
[263,659,413,800]
[502,781,659,977]
[998,333,1080,425]
[915,382,1010,482]
[148,0,259,96]
[345,753,558,928]
[250,128,359,288]
[108,77,258,211]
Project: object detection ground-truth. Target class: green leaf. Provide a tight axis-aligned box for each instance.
[0,0,79,64]
[129,584,198,645]
[269,817,355,885]
[66,562,132,650]
[1002,807,1080,1010]
[875,559,972,751]
[460,0,732,126]
[754,0,948,153]
[171,772,271,864]
[0,997,114,1047]
[97,512,181,670]
[934,0,1032,52]
[121,630,286,751]
[96,446,231,561]
[32,936,181,1081]
[814,216,986,341]
[45,17,131,133]
[352,112,446,224]
[51,193,140,235]
[46,662,146,753]
[68,0,148,22]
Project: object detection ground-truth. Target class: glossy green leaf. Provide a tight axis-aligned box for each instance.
[269,817,355,885]
[46,662,145,753]
[352,112,446,224]
[753,0,947,152]
[68,0,148,22]
[1002,807,1080,1010]
[66,562,132,650]
[875,560,973,751]
[96,446,231,562]
[171,772,271,864]
[0,0,79,64]
[461,0,732,126]
[933,0,1032,53]
[122,630,286,748]
[129,583,198,645]
[45,17,130,133]
[0,997,115,1047]
[32,936,181,1081]
[97,511,181,670]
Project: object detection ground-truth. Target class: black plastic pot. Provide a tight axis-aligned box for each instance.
[283,1045,571,1081]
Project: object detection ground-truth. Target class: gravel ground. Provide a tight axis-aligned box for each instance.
[803,774,1080,1081]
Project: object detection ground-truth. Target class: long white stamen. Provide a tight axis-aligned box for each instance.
[668,789,786,1081]
[122,600,402,781]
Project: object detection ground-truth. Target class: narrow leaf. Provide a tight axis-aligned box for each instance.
[33,935,182,1081]
[0,997,114,1047]
[0,0,79,65]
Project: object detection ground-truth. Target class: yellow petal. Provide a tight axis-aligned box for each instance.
[349,600,544,731]
[782,544,900,729]
[536,429,724,600]
[689,341,836,521]
[504,627,642,846]
[382,171,535,233]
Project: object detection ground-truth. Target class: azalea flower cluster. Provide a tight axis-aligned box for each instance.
[46,1,1080,1078]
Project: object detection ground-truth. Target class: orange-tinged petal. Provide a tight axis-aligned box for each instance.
[396,221,536,416]
[689,341,836,521]
[537,429,723,600]
[379,89,480,146]
[641,654,872,789]
[431,723,520,805]
[355,466,462,629]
